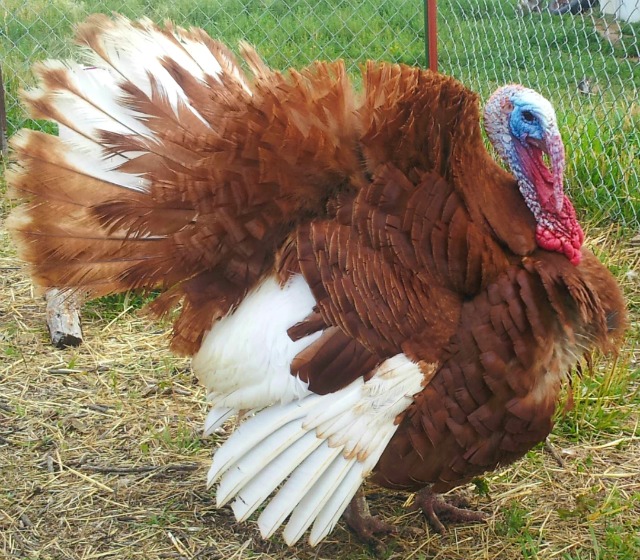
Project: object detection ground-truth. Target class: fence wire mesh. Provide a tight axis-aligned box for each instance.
[1,0,638,225]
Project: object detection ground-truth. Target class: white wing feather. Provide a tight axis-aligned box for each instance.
[194,275,321,415]
[207,354,431,545]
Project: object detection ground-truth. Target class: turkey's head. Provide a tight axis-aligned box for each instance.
[483,85,584,265]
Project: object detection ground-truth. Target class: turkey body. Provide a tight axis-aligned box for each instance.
[8,15,626,546]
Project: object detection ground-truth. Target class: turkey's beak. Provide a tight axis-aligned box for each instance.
[528,129,565,213]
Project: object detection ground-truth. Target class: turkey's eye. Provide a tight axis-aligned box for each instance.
[522,110,536,123]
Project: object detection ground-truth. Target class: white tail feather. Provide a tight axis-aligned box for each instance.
[20,16,257,203]
[175,30,252,94]
[83,16,210,116]
[28,60,151,141]
[11,131,148,192]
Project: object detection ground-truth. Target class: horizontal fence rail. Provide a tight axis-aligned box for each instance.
[1,0,638,225]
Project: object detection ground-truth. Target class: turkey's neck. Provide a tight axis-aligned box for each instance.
[515,174,584,265]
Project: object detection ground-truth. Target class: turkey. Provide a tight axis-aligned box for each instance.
[7,14,626,548]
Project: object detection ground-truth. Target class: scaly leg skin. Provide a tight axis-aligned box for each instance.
[411,487,488,534]
[342,488,398,553]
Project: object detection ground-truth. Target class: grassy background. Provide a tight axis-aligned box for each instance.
[1,0,638,221]
[1,0,639,558]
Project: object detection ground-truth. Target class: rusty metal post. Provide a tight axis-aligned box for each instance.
[424,0,438,72]
[0,65,7,157]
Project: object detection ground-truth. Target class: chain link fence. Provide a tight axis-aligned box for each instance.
[440,1,639,227]
[1,0,638,225]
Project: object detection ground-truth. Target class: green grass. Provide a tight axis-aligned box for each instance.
[556,357,640,442]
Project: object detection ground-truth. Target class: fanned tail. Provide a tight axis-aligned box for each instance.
[8,14,363,354]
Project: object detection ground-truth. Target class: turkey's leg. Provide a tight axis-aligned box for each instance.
[343,488,397,551]
[411,487,488,533]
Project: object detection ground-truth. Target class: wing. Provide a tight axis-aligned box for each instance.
[292,163,515,367]
[7,15,363,354]
[205,354,435,546]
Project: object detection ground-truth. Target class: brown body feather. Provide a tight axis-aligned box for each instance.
[8,16,626,527]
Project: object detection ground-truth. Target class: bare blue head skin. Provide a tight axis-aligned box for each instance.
[484,85,584,265]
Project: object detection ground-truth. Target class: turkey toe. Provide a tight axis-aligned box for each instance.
[343,490,398,550]
[412,488,488,534]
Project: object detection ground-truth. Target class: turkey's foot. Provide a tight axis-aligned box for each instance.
[410,487,488,534]
[343,489,397,554]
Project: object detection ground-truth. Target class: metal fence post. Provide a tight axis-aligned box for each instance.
[424,0,438,72]
[0,65,7,158]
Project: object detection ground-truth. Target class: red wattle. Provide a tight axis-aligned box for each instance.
[536,198,584,265]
